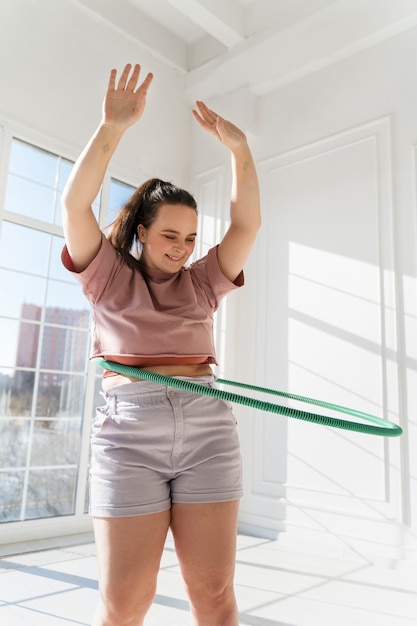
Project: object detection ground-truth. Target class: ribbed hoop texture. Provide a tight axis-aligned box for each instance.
[93,358,402,438]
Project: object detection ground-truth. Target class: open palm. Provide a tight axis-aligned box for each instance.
[102,63,153,131]
[192,100,247,152]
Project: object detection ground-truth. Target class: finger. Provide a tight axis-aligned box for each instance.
[196,100,217,122]
[117,63,132,90]
[125,63,141,91]
[107,68,117,92]
[136,71,154,94]
[192,109,218,135]
[192,108,210,129]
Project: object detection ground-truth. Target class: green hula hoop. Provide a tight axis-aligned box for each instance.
[93,358,402,438]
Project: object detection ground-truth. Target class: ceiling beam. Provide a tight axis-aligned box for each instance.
[165,0,245,48]
[186,0,417,99]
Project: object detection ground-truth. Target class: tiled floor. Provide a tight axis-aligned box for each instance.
[0,532,416,626]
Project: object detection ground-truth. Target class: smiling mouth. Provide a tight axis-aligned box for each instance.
[166,254,182,262]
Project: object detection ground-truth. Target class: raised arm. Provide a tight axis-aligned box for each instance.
[192,101,261,282]
[61,64,153,272]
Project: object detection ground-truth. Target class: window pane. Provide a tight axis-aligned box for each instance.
[40,325,89,372]
[0,222,51,275]
[46,279,90,315]
[9,139,57,185]
[8,370,36,417]
[0,319,39,369]
[0,419,30,467]
[25,468,77,519]
[5,139,71,227]
[4,174,55,222]
[0,370,13,416]
[0,369,36,418]
[0,269,46,317]
[20,304,42,322]
[0,471,24,522]
[16,321,40,368]
[107,178,135,225]
[31,419,82,465]
[36,373,86,417]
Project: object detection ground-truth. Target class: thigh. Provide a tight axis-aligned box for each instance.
[93,511,171,599]
[170,501,240,585]
[171,393,243,504]
[90,386,175,517]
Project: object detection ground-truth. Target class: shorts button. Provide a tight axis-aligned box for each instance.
[168,390,175,397]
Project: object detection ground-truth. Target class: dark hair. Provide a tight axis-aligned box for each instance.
[107,178,197,268]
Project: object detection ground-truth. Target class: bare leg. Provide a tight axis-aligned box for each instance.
[171,501,240,626]
[92,510,171,626]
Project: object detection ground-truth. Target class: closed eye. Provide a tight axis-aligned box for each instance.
[164,235,195,243]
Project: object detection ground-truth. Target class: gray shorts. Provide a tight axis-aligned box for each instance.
[90,376,243,517]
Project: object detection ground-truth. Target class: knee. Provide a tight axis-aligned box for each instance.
[96,581,157,626]
[185,574,235,609]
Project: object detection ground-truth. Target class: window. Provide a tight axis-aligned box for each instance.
[0,137,134,524]
[107,178,135,225]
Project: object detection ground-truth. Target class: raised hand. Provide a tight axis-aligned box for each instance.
[192,101,247,152]
[102,63,154,131]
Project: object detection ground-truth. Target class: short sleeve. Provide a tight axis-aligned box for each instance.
[189,245,244,310]
[61,234,128,304]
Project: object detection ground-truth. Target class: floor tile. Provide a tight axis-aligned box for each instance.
[0,533,415,626]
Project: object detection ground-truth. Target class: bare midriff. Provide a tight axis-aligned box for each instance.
[102,362,213,390]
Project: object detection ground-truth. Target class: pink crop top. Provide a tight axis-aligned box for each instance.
[61,234,244,366]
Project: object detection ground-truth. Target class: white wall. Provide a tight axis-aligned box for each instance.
[190,30,417,566]
[0,0,190,186]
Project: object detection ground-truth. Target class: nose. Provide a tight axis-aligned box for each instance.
[173,241,186,252]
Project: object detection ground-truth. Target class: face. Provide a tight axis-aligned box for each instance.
[138,203,198,273]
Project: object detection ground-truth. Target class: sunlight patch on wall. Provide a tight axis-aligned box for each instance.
[288,241,384,410]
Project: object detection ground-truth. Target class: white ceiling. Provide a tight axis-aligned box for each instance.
[127,0,338,48]
[73,0,417,99]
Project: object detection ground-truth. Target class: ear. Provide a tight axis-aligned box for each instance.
[137,224,146,243]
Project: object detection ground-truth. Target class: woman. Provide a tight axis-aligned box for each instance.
[62,63,260,626]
